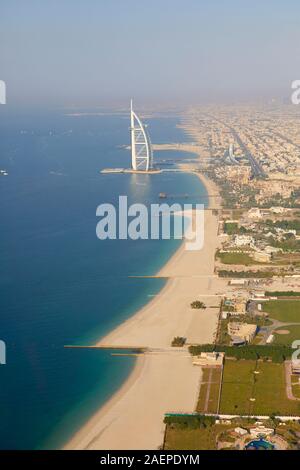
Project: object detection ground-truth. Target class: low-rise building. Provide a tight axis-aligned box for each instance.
[270,206,288,214]
[292,360,300,375]
[192,351,224,367]
[227,322,257,344]
[266,334,274,344]
[251,290,266,299]
[234,427,248,436]
[247,208,262,219]
[234,299,247,314]
[234,235,254,246]
[224,297,248,315]
[229,279,248,286]
[249,425,274,438]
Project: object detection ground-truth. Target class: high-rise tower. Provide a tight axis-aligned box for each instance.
[130,100,153,171]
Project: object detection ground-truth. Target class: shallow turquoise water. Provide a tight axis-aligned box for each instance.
[0,110,207,449]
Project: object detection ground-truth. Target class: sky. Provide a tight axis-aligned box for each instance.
[1,0,300,107]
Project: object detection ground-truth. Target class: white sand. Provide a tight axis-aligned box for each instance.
[65,351,201,450]
[65,176,221,450]
[96,210,220,350]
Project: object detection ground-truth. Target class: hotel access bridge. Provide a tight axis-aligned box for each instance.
[130,99,153,171]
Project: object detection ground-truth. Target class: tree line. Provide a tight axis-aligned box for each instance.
[189,344,293,363]
[164,414,215,429]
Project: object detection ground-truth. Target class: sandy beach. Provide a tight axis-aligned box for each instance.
[65,169,221,450]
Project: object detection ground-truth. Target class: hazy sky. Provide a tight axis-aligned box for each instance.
[1,0,300,107]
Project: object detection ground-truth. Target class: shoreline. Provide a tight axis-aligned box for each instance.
[64,355,146,450]
[65,161,221,449]
[195,172,221,210]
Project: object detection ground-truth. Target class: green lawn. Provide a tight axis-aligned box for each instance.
[196,368,221,414]
[273,325,300,345]
[217,252,255,265]
[220,360,255,415]
[196,369,210,412]
[262,300,300,322]
[219,359,300,416]
[252,362,299,415]
[207,369,222,413]
[265,291,300,297]
[164,424,227,450]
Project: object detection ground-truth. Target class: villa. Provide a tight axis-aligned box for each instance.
[249,425,274,438]
[227,322,257,345]
[234,234,254,246]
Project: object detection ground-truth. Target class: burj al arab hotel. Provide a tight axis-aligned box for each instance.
[130,100,153,171]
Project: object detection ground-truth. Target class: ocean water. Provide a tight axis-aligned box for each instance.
[0,110,208,449]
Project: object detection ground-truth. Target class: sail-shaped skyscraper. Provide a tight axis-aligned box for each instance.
[130,100,153,171]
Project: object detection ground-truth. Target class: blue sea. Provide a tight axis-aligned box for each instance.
[0,109,208,449]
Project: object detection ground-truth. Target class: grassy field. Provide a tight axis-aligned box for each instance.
[262,299,300,322]
[272,253,300,266]
[207,369,222,414]
[265,291,300,297]
[218,269,274,278]
[196,369,210,412]
[273,325,300,345]
[219,360,255,415]
[219,359,300,416]
[196,368,222,414]
[164,424,227,450]
[217,252,256,265]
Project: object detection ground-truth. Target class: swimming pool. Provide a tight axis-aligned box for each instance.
[245,438,275,450]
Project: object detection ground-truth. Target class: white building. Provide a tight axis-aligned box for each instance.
[192,352,224,367]
[250,425,274,438]
[266,334,274,344]
[234,427,248,436]
[229,279,248,286]
[292,359,300,375]
[247,208,262,219]
[270,206,287,214]
[234,235,254,246]
[130,100,153,171]
[228,322,257,344]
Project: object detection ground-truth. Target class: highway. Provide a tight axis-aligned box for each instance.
[207,114,266,178]
[229,127,266,178]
